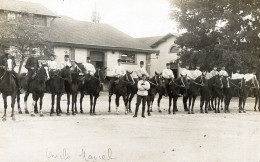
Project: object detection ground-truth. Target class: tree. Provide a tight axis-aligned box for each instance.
[0,14,53,74]
[170,0,260,74]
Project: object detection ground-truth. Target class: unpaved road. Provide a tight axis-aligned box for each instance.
[1,92,260,162]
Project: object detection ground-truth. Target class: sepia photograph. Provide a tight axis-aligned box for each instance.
[0,0,259,161]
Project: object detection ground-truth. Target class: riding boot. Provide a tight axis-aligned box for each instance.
[141,106,145,118]
[133,106,139,117]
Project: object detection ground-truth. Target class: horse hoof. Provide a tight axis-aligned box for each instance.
[173,112,175,114]
[80,110,84,114]
[129,110,132,113]
[205,111,208,114]
[40,114,43,117]
[175,109,179,112]
[2,117,6,122]
[200,110,204,113]
[57,113,61,116]
[239,111,242,113]
[108,110,111,113]
[218,111,220,113]
[188,111,191,114]
[168,111,171,114]
[75,111,78,114]
[150,109,153,112]
[50,113,54,116]
[215,111,217,113]
[12,117,16,121]
[72,113,76,115]
[11,114,14,117]
[221,108,223,110]
[31,113,35,117]
[148,113,151,116]
[25,110,29,114]
[243,111,246,113]
[66,112,70,115]
[254,109,257,112]
[227,110,230,113]
[19,110,23,114]
[191,111,194,114]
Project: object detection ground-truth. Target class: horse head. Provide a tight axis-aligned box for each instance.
[60,66,72,82]
[150,72,163,87]
[123,71,135,85]
[222,76,230,88]
[95,67,107,84]
[213,75,223,89]
[36,64,49,82]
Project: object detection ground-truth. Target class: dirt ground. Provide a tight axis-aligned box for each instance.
[1,92,260,162]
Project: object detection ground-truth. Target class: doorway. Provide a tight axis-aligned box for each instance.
[89,51,105,68]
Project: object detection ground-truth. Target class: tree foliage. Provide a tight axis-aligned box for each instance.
[0,14,53,74]
[170,0,260,74]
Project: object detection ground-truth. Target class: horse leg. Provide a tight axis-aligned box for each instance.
[17,92,22,114]
[200,96,204,113]
[80,92,84,113]
[71,93,76,115]
[191,96,196,114]
[188,96,192,114]
[254,96,258,111]
[221,96,224,110]
[93,95,98,115]
[24,92,30,114]
[50,93,55,116]
[173,97,178,114]
[123,95,128,115]
[2,94,7,121]
[128,93,135,113]
[217,97,220,113]
[66,93,70,115]
[34,97,38,114]
[157,94,162,112]
[243,98,246,113]
[74,93,78,114]
[258,96,260,111]
[205,99,209,114]
[168,96,172,114]
[183,96,188,112]
[56,94,61,116]
[11,93,16,120]
[115,95,120,114]
[39,93,44,117]
[146,95,151,116]
[108,94,112,112]
[31,93,36,117]
[90,95,93,115]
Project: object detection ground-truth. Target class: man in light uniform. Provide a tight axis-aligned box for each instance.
[133,74,150,118]
[192,64,203,79]
[60,52,72,69]
[209,65,219,77]
[181,64,192,79]
[47,54,59,76]
[219,66,229,77]
[136,61,149,80]
[109,59,126,96]
[83,57,96,81]
[162,63,175,96]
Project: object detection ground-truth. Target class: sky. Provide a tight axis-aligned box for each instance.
[22,0,179,38]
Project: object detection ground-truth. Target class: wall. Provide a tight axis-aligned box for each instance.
[106,51,147,77]
[75,48,88,63]
[53,46,70,66]
[150,36,179,76]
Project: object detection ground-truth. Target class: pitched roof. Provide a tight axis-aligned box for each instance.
[0,0,58,17]
[48,16,158,53]
[137,33,179,48]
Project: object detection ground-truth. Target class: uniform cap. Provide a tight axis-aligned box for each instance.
[166,63,170,66]
[140,61,144,65]
[87,57,90,60]
[117,59,122,62]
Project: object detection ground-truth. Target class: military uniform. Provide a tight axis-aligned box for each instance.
[109,59,126,95]
[25,56,39,89]
[135,61,149,80]
[219,69,229,77]
[162,63,175,96]
[133,76,150,118]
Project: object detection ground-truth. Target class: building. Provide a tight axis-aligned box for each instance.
[0,0,159,77]
[137,33,181,77]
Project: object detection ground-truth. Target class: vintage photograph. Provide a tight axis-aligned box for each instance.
[0,0,259,161]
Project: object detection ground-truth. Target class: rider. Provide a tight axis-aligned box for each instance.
[25,50,39,91]
[162,63,175,97]
[133,74,150,118]
[109,59,126,96]
[60,52,72,69]
[47,54,59,78]
[136,61,149,80]
[83,56,96,81]
[192,64,202,79]
[209,65,219,77]
[232,69,244,79]
[219,66,229,77]
[181,64,192,79]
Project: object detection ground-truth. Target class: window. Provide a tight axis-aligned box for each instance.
[120,53,136,64]
[169,45,179,53]
[34,15,46,26]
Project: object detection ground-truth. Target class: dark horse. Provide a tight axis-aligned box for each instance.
[108,71,135,114]
[167,76,189,114]
[78,67,107,115]
[125,77,138,114]
[184,75,207,114]
[20,65,49,116]
[49,66,72,116]
[146,72,164,114]
[252,79,260,111]
[0,67,18,121]
[208,75,224,113]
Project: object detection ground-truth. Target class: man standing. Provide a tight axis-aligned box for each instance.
[192,64,203,79]
[25,50,39,91]
[133,74,150,118]
[162,63,174,96]
[219,66,229,77]
[83,57,96,81]
[109,59,126,96]
[60,52,72,69]
[136,61,149,80]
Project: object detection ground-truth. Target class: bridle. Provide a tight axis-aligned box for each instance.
[171,77,187,88]
[189,75,205,86]
[148,75,160,86]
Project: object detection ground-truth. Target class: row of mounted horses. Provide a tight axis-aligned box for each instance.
[0,63,259,121]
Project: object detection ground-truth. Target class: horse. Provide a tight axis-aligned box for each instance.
[19,65,49,116]
[167,76,189,114]
[63,63,83,115]
[108,71,135,114]
[0,66,18,121]
[49,66,72,116]
[253,86,260,111]
[78,67,107,115]
[208,75,224,113]
[125,77,138,113]
[184,75,207,114]
[200,74,210,113]
[146,72,163,114]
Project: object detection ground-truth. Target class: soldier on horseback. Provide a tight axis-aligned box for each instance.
[192,64,202,79]
[83,57,96,81]
[209,65,219,77]
[219,66,229,77]
[109,59,126,96]
[181,64,192,79]
[136,61,149,80]
[60,52,72,68]
[162,63,175,96]
[232,69,244,79]
[25,50,39,91]
[46,54,58,92]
